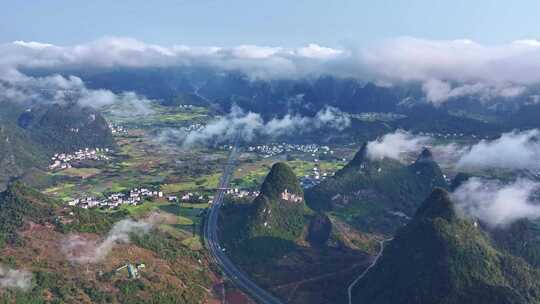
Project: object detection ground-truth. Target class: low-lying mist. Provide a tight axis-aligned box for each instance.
[157,105,351,147]
[62,213,173,264]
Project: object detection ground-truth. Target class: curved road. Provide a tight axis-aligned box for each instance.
[204,144,284,304]
[347,238,393,304]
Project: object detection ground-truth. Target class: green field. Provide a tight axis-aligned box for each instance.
[103,103,210,127]
[56,167,102,179]
[231,158,345,189]
[161,173,222,193]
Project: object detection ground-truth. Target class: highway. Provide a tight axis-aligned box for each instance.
[204,143,284,304]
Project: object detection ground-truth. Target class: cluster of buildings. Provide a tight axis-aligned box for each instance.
[417,132,487,139]
[181,123,204,132]
[49,148,111,170]
[109,123,128,135]
[225,188,260,199]
[300,166,333,189]
[280,189,303,203]
[246,143,333,158]
[67,187,163,209]
[167,191,213,204]
[352,112,407,122]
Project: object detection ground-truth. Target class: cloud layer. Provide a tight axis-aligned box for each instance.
[1,38,345,80]
[365,129,540,171]
[452,178,540,227]
[161,105,351,147]
[366,130,431,161]
[0,70,154,115]
[360,38,540,103]
[365,129,540,227]
[456,129,540,170]
[4,37,540,104]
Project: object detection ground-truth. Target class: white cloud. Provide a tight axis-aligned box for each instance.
[0,37,345,81]
[456,129,540,170]
[3,36,540,103]
[62,219,151,264]
[295,44,345,59]
[359,37,540,84]
[0,69,154,115]
[0,264,32,291]
[366,130,431,162]
[364,129,540,171]
[314,106,351,130]
[422,79,526,105]
[452,178,540,227]
[230,45,282,59]
[357,37,540,103]
[422,79,452,105]
[61,213,171,264]
[162,105,350,147]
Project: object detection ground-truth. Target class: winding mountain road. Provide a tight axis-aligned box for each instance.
[204,144,284,304]
[347,238,393,304]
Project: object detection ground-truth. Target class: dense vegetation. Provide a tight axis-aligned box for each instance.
[0,102,48,188]
[258,162,303,199]
[353,188,540,304]
[0,181,56,247]
[0,101,115,189]
[20,103,115,153]
[306,145,448,234]
[220,163,313,261]
[490,219,540,269]
[56,207,128,234]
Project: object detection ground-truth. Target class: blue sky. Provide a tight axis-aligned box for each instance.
[2,0,540,46]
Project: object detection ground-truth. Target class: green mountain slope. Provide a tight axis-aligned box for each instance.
[0,101,115,188]
[0,103,48,186]
[0,181,56,247]
[305,144,447,234]
[352,188,540,304]
[490,219,540,269]
[239,163,312,258]
[220,163,316,260]
[0,181,216,304]
[19,102,115,153]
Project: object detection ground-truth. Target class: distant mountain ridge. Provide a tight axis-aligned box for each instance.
[24,67,539,134]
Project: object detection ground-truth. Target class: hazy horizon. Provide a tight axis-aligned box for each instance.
[3,0,540,47]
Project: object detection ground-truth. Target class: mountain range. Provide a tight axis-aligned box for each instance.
[24,67,540,134]
[305,144,448,234]
[352,188,540,304]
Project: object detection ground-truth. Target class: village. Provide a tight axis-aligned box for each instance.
[67,187,164,209]
[65,184,264,210]
[299,165,334,189]
[352,112,407,122]
[48,148,111,170]
[416,131,488,140]
[181,123,204,132]
[108,123,128,135]
[224,188,260,199]
[246,143,333,158]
